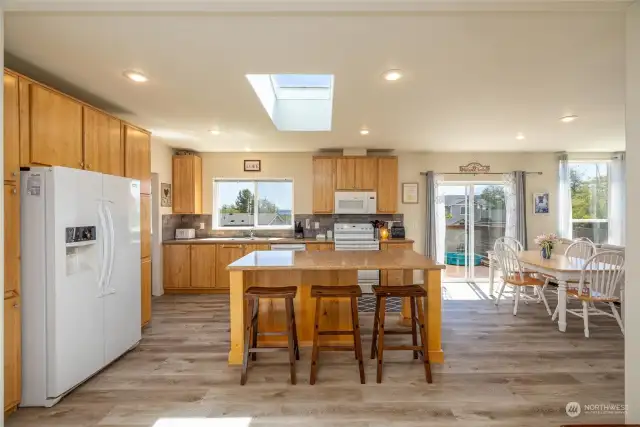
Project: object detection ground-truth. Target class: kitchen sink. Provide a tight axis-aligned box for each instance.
[198,237,284,241]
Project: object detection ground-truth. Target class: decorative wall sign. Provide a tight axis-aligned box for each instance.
[533,192,550,215]
[244,160,261,172]
[402,182,419,204]
[161,183,172,207]
[459,162,490,173]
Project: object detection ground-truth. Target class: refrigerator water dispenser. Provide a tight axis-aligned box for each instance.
[65,226,98,275]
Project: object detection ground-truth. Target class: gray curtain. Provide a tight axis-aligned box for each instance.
[514,171,528,249]
[425,171,437,258]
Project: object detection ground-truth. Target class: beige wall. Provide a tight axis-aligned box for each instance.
[200,152,313,215]
[625,1,639,422]
[151,139,174,217]
[200,151,558,250]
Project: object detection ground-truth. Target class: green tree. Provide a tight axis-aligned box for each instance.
[569,166,608,219]
[480,186,505,209]
[257,198,278,213]
[221,189,254,214]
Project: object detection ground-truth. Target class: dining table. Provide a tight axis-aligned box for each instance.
[489,250,615,333]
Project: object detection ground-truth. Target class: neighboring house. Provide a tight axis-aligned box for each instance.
[444,196,488,226]
[220,211,292,227]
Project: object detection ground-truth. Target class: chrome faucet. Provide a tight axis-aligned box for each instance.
[249,228,255,238]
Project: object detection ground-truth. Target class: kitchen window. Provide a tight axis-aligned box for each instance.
[568,161,609,244]
[213,179,294,229]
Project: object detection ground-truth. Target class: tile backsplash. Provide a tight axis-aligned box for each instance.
[162,213,404,241]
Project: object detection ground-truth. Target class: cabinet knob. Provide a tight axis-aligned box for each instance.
[12,188,17,194]
[88,164,92,168]
[13,303,19,308]
[12,172,16,177]
[80,162,85,167]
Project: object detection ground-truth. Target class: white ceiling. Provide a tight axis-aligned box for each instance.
[4,6,628,152]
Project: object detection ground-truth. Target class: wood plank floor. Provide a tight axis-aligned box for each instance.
[7,290,624,427]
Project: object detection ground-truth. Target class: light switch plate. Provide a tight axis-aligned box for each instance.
[199,223,205,230]
[314,222,319,229]
[305,218,311,229]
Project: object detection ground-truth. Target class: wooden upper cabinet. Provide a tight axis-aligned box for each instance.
[4,296,21,412]
[124,125,151,194]
[83,107,123,176]
[190,245,216,288]
[163,245,191,289]
[4,73,20,182]
[140,194,151,259]
[354,157,378,190]
[4,184,20,297]
[29,84,83,168]
[172,155,202,214]
[377,157,398,213]
[312,157,335,214]
[336,158,356,190]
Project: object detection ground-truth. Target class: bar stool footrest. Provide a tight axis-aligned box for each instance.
[318,330,354,336]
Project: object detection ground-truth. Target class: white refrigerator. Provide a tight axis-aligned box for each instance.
[20,166,142,407]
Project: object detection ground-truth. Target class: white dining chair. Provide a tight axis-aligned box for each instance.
[551,251,625,338]
[541,239,597,296]
[494,236,524,253]
[494,241,551,316]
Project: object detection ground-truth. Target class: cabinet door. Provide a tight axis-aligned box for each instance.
[216,245,245,289]
[84,107,123,176]
[354,157,378,190]
[163,245,191,289]
[312,157,335,214]
[336,158,356,190]
[140,194,151,259]
[4,73,20,182]
[172,156,194,214]
[244,244,270,254]
[4,185,20,296]
[124,125,151,195]
[30,84,83,168]
[377,157,398,213]
[190,245,216,288]
[4,296,21,412]
[141,258,151,326]
[382,242,413,285]
[307,243,334,251]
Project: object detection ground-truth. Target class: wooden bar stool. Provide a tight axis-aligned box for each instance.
[370,285,432,384]
[309,285,365,385]
[241,286,299,385]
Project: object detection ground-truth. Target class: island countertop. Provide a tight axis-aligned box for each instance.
[227,249,444,271]
[163,238,414,245]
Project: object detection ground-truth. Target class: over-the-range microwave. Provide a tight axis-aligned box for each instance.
[334,192,377,214]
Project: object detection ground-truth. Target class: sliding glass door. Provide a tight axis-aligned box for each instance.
[439,183,506,282]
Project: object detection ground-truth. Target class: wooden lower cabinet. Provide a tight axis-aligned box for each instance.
[4,295,21,415]
[307,243,334,251]
[381,241,414,285]
[141,258,151,327]
[190,245,216,289]
[216,245,245,289]
[163,245,191,289]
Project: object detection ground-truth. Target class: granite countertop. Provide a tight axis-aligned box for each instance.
[163,238,414,245]
[227,249,442,271]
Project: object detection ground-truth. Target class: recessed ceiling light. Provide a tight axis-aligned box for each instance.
[560,115,578,123]
[123,70,148,83]
[245,147,252,152]
[382,70,403,81]
[516,133,525,140]
[209,129,221,136]
[360,129,370,135]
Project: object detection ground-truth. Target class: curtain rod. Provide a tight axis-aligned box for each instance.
[419,171,543,176]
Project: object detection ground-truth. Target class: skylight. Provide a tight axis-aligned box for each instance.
[246,73,334,131]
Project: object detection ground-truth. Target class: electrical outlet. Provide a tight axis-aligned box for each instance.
[305,218,311,229]
[314,222,320,229]
[199,222,205,230]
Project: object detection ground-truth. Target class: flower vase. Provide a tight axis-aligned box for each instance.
[541,246,552,259]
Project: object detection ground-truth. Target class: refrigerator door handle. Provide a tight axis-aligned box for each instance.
[97,201,109,297]
[103,204,116,295]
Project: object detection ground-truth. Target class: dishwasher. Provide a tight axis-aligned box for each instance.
[270,243,307,251]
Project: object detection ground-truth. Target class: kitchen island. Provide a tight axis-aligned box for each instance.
[227,249,445,365]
